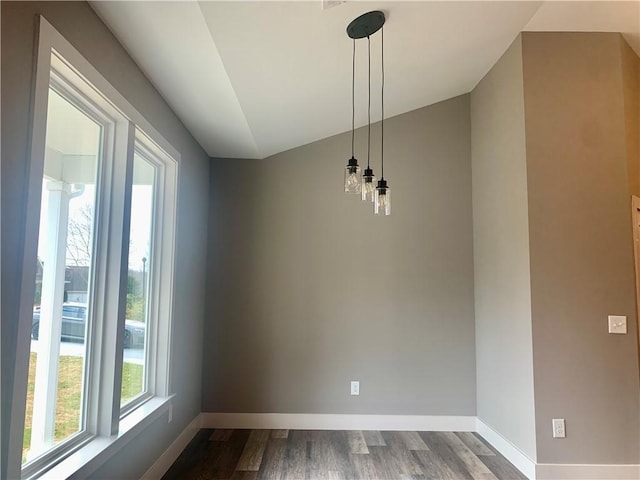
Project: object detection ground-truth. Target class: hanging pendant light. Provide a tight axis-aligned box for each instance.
[344,157,361,194]
[362,166,376,201]
[374,178,390,215]
[374,25,391,216]
[345,11,390,214]
[361,36,376,202]
[344,38,361,194]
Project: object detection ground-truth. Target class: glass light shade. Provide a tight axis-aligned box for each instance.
[374,180,391,215]
[344,163,361,194]
[361,167,376,202]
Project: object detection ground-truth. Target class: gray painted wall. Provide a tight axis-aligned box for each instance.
[1,2,209,478]
[622,37,640,199]
[470,35,537,460]
[522,32,640,465]
[471,31,640,466]
[204,96,477,415]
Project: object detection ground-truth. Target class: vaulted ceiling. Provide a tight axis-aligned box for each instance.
[90,1,640,159]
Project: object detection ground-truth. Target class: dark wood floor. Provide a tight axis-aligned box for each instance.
[162,429,527,480]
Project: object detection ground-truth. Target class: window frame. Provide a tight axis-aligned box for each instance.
[8,16,179,480]
[20,63,120,477]
[120,134,177,416]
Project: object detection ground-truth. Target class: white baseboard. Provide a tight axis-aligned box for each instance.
[201,412,476,431]
[475,418,536,480]
[143,413,640,480]
[536,463,640,480]
[475,419,640,480]
[140,413,202,480]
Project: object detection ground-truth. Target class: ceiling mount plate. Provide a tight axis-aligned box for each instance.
[346,11,385,39]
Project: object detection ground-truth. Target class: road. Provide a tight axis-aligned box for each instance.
[30,339,144,365]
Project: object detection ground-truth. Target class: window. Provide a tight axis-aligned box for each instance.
[10,17,178,479]
[23,81,105,466]
[23,84,102,464]
[120,151,156,407]
[120,142,172,411]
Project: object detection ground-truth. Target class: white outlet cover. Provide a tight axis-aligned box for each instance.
[350,381,359,396]
[552,418,566,438]
[608,315,627,334]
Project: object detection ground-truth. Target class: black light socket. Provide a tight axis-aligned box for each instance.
[376,177,388,194]
[347,156,359,174]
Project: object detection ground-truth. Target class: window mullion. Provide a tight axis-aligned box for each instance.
[91,119,135,437]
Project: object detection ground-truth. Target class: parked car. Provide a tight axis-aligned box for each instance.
[32,303,145,348]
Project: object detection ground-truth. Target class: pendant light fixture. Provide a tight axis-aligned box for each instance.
[374,26,390,216]
[361,36,376,202]
[344,38,361,194]
[345,11,390,215]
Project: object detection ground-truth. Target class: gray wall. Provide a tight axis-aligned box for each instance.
[522,32,640,465]
[622,36,640,198]
[204,96,477,415]
[1,2,209,478]
[471,30,640,466]
[470,35,537,460]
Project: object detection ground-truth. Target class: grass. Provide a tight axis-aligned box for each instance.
[121,357,145,404]
[23,352,143,462]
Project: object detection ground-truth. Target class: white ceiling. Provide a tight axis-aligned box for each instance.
[90,1,640,160]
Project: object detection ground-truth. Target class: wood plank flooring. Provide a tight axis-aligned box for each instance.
[162,430,526,480]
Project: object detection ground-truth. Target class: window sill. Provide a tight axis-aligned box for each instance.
[32,395,174,480]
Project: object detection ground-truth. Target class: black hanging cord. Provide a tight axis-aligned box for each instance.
[381,26,385,179]
[351,38,356,158]
[367,35,371,169]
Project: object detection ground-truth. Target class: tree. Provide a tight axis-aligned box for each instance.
[66,203,93,268]
[65,203,146,321]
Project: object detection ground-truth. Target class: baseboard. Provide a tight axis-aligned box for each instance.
[143,413,640,480]
[140,413,202,480]
[536,463,640,480]
[475,418,536,480]
[475,419,640,480]
[201,412,476,431]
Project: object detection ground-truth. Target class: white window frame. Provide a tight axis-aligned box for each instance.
[21,56,124,478]
[8,16,179,480]
[120,132,177,416]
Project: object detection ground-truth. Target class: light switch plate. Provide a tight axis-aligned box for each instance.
[608,315,627,334]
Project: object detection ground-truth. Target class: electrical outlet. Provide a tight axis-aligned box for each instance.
[552,419,565,438]
[350,381,360,396]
